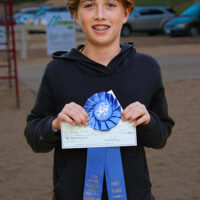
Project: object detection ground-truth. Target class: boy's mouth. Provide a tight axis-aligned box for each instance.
[92,25,110,31]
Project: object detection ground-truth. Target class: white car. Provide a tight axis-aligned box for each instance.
[122,6,176,36]
[32,6,68,25]
[14,7,39,24]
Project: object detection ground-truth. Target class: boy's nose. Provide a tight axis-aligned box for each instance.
[95,6,105,20]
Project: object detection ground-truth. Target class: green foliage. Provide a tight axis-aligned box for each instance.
[14,0,47,5]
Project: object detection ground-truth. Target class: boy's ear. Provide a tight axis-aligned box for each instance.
[72,12,80,25]
[123,8,131,24]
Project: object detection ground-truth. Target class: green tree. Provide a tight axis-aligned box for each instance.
[14,0,47,5]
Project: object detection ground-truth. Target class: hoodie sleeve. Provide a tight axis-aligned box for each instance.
[24,64,61,153]
[137,64,174,149]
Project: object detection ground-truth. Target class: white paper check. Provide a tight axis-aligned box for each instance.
[61,120,137,149]
[61,90,137,149]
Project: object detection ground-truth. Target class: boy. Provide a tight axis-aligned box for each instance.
[25,0,174,199]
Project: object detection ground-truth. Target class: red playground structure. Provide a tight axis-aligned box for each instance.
[0,0,19,107]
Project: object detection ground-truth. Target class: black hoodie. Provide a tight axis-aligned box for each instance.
[25,43,174,200]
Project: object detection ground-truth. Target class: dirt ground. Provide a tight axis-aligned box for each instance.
[0,35,200,200]
[14,34,200,62]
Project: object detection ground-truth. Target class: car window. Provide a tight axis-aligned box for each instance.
[166,8,176,14]
[140,9,163,16]
[26,10,39,15]
[36,6,50,17]
[181,5,200,17]
[150,9,164,15]
[129,7,139,17]
[48,7,68,12]
[132,7,140,13]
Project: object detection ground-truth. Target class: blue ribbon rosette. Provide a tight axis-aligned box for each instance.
[84,92,121,131]
[83,92,127,200]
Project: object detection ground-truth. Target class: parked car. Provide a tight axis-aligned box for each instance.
[164,4,200,36]
[46,6,68,13]
[121,6,176,36]
[32,6,68,25]
[14,7,39,24]
[14,7,39,19]
[31,12,47,25]
[26,5,51,25]
[15,13,37,24]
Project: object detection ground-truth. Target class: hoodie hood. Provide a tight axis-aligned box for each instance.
[52,43,136,76]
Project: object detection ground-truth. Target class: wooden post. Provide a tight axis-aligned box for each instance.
[20,25,27,60]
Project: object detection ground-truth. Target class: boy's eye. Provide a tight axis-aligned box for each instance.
[85,3,93,8]
[107,3,116,8]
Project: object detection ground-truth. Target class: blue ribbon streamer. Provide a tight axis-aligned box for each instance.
[105,147,127,199]
[83,92,127,200]
[83,147,106,200]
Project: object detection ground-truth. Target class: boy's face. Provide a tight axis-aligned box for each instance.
[73,0,130,47]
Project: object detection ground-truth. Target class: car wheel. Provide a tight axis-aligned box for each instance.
[188,26,199,37]
[121,24,131,37]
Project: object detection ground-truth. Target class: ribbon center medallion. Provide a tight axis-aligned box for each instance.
[94,101,112,121]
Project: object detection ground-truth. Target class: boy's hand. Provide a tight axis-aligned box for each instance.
[121,102,150,127]
[52,102,89,130]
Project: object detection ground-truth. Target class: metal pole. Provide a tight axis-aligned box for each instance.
[5,0,12,87]
[9,0,20,107]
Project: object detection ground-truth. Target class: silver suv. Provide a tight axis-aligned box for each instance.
[122,6,176,36]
